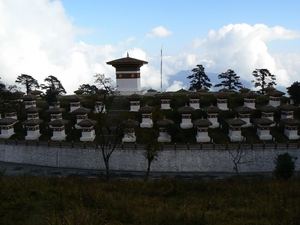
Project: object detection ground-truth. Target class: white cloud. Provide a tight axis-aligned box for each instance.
[166,81,187,92]
[188,23,300,88]
[146,26,172,38]
[0,0,171,94]
[0,0,118,94]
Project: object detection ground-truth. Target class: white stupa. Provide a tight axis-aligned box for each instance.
[107,53,148,95]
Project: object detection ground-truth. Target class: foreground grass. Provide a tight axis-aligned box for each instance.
[0,174,300,225]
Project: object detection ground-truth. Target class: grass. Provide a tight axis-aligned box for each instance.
[0,174,300,225]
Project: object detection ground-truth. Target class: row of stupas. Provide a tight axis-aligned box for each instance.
[0,95,96,142]
[0,86,299,143]
[125,88,300,142]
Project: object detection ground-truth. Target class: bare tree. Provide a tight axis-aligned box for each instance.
[96,110,128,180]
[142,106,163,181]
[94,73,117,96]
[228,143,256,176]
[92,74,126,180]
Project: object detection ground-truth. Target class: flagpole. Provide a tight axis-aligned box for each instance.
[161,47,162,92]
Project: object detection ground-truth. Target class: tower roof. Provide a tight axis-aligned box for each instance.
[106,54,148,66]
[193,118,212,127]
[22,119,43,126]
[138,105,153,113]
[254,118,275,125]
[178,105,195,114]
[226,117,246,126]
[71,107,91,115]
[156,118,174,127]
[234,106,253,113]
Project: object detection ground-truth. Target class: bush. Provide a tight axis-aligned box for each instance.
[274,153,297,179]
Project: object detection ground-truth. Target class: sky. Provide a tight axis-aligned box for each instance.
[0,0,300,94]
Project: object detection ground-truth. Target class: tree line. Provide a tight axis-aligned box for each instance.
[1,67,299,107]
[186,64,300,105]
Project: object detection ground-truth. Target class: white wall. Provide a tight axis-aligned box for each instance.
[1,144,300,173]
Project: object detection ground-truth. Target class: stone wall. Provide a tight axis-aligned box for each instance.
[0,144,300,173]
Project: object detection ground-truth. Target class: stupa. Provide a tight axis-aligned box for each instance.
[107,53,148,95]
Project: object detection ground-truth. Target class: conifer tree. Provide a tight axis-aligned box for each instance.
[287,81,300,106]
[0,78,22,114]
[15,74,39,95]
[187,65,212,91]
[41,75,66,106]
[214,69,243,91]
[41,75,66,94]
[252,69,276,94]
[77,84,99,95]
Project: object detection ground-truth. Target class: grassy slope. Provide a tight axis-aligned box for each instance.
[0,174,300,225]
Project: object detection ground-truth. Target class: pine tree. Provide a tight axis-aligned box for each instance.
[15,74,39,95]
[214,69,243,91]
[41,75,66,106]
[187,65,212,91]
[252,69,276,94]
[41,75,66,94]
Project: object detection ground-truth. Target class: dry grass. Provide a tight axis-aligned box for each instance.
[0,174,300,225]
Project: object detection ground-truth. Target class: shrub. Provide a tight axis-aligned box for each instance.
[274,152,297,179]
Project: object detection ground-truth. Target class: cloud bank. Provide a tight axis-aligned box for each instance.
[0,0,117,94]
[188,24,300,88]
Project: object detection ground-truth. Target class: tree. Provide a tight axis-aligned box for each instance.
[287,81,300,106]
[94,73,117,95]
[142,106,163,181]
[41,75,66,94]
[228,143,256,176]
[214,69,243,91]
[187,65,212,91]
[252,69,276,94]
[41,75,66,106]
[274,153,297,179]
[0,78,22,115]
[92,74,125,180]
[42,89,61,107]
[15,74,39,95]
[77,84,99,95]
[96,110,128,181]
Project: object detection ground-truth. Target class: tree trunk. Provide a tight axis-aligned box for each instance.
[105,160,110,181]
[144,159,152,181]
[104,157,110,181]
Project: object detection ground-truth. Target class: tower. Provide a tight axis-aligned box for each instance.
[106,53,148,95]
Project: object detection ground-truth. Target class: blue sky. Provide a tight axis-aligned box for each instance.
[0,0,299,93]
[63,0,300,54]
